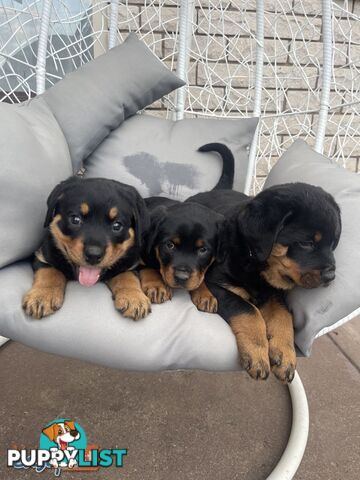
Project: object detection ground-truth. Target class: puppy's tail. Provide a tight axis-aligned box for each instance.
[198,143,234,190]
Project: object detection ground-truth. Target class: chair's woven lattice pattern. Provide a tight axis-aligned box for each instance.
[1,0,359,192]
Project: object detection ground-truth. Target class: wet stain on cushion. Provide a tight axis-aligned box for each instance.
[123,153,197,196]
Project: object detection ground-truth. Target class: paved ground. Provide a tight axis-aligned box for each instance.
[0,318,359,480]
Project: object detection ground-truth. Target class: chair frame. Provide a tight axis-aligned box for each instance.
[3,0,359,477]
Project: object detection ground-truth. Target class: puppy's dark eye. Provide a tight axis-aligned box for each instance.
[198,247,208,256]
[69,215,82,226]
[166,241,175,250]
[112,221,123,233]
[298,240,315,250]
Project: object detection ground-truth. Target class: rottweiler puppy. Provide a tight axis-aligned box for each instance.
[188,183,341,382]
[140,199,226,312]
[140,143,233,312]
[22,177,151,321]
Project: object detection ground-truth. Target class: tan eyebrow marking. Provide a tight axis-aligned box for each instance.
[172,237,181,245]
[80,203,89,215]
[109,207,118,220]
[196,239,205,247]
[314,231,322,242]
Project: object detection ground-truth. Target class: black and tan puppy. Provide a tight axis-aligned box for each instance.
[140,143,233,312]
[188,183,341,382]
[140,199,226,312]
[22,177,151,320]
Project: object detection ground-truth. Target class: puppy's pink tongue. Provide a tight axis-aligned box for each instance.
[78,266,101,287]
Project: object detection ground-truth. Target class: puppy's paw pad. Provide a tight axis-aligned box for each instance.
[191,291,218,313]
[114,290,152,321]
[193,296,218,313]
[269,349,282,367]
[240,350,270,381]
[272,363,296,383]
[144,284,172,304]
[22,287,64,319]
[270,345,296,383]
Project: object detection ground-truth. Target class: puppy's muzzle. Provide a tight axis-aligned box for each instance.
[173,266,192,283]
[301,264,335,289]
[321,265,336,285]
[84,245,105,265]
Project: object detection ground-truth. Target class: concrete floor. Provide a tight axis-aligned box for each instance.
[0,318,359,480]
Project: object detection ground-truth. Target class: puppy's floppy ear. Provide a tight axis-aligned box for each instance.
[44,176,81,228]
[132,193,151,250]
[111,181,150,250]
[332,201,342,250]
[145,205,167,256]
[44,183,65,228]
[239,193,293,262]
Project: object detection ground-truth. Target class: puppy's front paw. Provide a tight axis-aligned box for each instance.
[269,341,296,383]
[191,288,218,313]
[140,268,172,304]
[114,289,151,321]
[143,283,172,304]
[240,346,270,381]
[22,287,64,319]
[190,282,218,313]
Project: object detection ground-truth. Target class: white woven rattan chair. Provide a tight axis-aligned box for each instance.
[1,1,359,478]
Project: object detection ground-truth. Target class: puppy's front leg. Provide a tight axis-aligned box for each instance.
[139,268,172,304]
[23,265,66,319]
[209,284,270,380]
[107,271,151,321]
[190,281,218,313]
[260,297,296,383]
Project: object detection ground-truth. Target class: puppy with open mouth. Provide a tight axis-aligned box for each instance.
[22,177,151,321]
[139,143,233,313]
[188,183,341,382]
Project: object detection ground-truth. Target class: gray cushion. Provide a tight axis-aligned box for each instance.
[43,34,185,172]
[264,139,360,355]
[0,261,239,371]
[85,114,258,198]
[0,97,72,269]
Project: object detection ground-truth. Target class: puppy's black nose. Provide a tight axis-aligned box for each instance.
[84,245,104,265]
[174,266,191,281]
[70,429,78,438]
[321,265,335,283]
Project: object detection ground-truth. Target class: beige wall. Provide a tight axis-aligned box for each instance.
[115,0,360,177]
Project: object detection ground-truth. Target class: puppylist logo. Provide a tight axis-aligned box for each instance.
[7,419,127,476]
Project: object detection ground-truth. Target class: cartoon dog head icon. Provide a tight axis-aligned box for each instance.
[42,420,80,450]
